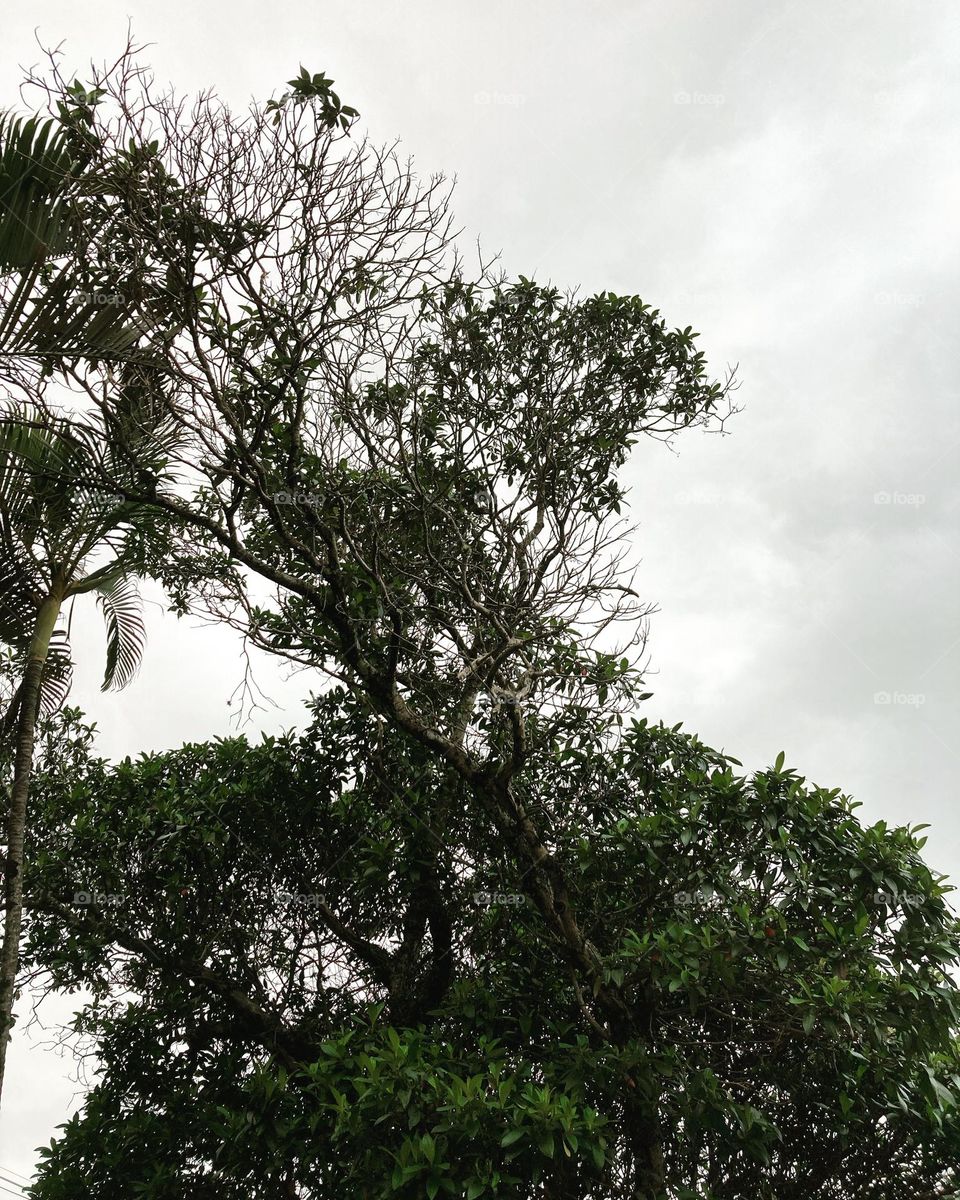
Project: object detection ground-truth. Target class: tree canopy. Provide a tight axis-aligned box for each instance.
[0,45,956,1200]
[19,694,960,1198]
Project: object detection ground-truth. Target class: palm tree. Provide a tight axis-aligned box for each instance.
[0,103,179,1105]
[0,411,165,1102]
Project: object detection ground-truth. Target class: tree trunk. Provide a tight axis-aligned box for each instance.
[631,1124,666,1199]
[0,591,61,1106]
[616,1060,665,1198]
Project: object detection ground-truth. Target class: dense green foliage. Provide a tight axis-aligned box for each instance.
[20,695,960,1198]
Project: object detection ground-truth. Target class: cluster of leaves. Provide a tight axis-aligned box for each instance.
[408,278,727,517]
[0,82,200,368]
[264,67,359,130]
[18,695,960,1198]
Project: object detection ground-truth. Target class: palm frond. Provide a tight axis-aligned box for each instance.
[0,407,93,556]
[0,630,73,749]
[0,405,150,563]
[0,414,59,531]
[0,113,73,270]
[0,671,24,752]
[39,627,73,715]
[0,557,42,651]
[95,571,146,691]
[0,111,145,361]
[4,267,142,359]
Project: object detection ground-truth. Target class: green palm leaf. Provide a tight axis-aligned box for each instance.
[0,559,40,650]
[95,571,145,691]
[39,627,73,714]
[0,114,72,268]
[0,409,90,561]
[0,111,143,361]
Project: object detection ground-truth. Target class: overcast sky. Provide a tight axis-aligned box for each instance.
[1,0,958,1183]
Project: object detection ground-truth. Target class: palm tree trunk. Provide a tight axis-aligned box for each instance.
[0,591,61,1106]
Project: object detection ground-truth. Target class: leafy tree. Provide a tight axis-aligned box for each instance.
[20,692,960,1198]
[0,83,735,1191]
[3,51,955,1199]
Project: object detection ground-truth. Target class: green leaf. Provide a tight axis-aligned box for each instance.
[95,572,146,691]
[537,1133,555,1158]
